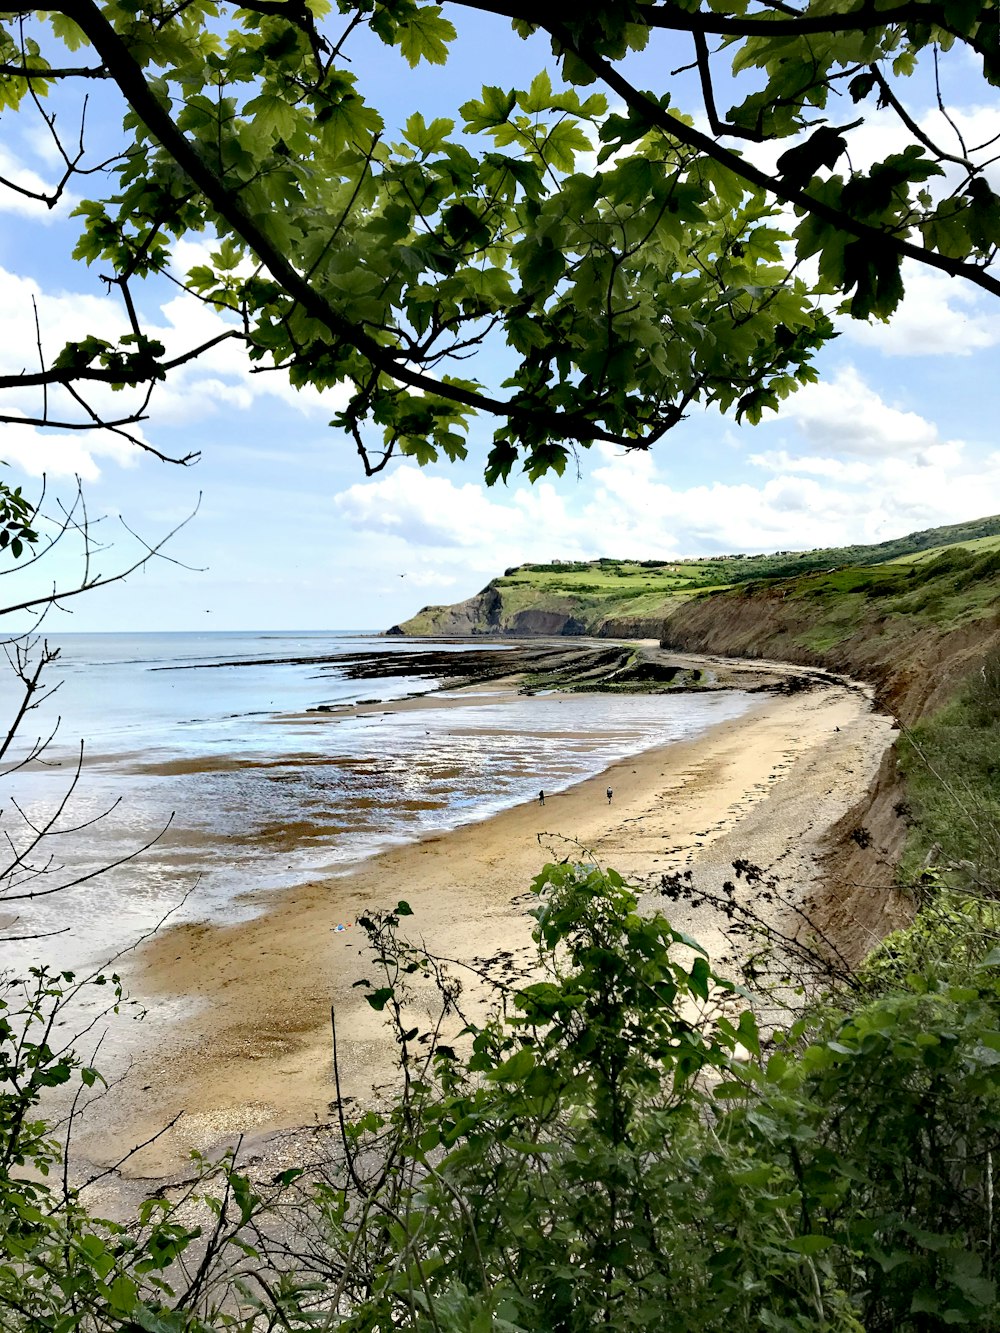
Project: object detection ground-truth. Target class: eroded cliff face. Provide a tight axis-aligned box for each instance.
[662,589,1000,964]
[661,586,1000,723]
[595,616,668,639]
[390,584,667,639]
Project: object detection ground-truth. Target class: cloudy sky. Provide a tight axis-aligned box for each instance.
[1,9,999,633]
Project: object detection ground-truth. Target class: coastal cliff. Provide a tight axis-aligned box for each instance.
[393,546,1000,725]
[388,580,667,639]
[659,554,1000,962]
[392,539,1000,962]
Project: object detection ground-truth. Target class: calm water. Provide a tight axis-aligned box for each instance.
[0,632,755,969]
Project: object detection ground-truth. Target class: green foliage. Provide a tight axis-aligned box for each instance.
[0,967,312,1333]
[860,888,1000,993]
[898,648,1000,881]
[324,863,1000,1331]
[4,1,999,478]
[52,333,168,388]
[7,865,1000,1330]
[0,481,38,561]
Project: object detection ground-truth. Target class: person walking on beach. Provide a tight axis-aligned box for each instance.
[606,786,613,804]
[538,789,545,806]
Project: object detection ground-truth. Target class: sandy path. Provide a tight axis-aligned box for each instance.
[78,674,892,1178]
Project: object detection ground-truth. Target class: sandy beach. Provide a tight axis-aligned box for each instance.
[74,661,894,1179]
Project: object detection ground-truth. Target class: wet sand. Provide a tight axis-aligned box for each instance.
[76,665,893,1179]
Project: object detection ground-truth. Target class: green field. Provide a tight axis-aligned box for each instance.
[399,513,1000,637]
[503,512,1000,602]
[491,513,1000,618]
[886,532,1000,564]
[491,560,729,621]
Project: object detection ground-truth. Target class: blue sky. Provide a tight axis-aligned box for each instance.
[1,7,999,632]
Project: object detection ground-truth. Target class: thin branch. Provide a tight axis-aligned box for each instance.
[0,328,245,391]
[868,65,975,172]
[694,29,765,143]
[0,499,200,618]
[0,62,109,78]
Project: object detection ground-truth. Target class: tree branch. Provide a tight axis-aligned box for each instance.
[446,0,981,43]
[0,328,244,391]
[60,0,663,448]
[555,25,1000,300]
[0,62,109,79]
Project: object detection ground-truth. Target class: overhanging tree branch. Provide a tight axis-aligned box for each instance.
[446,0,986,44]
[0,329,245,392]
[554,23,1000,300]
[61,0,659,448]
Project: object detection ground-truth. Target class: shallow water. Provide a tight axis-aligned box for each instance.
[0,632,755,971]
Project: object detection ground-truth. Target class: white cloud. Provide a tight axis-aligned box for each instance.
[332,374,1000,574]
[406,570,458,588]
[334,468,578,554]
[746,450,874,482]
[0,416,138,481]
[589,435,1000,553]
[839,265,1000,357]
[769,365,945,457]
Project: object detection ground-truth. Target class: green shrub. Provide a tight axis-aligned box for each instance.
[919,547,978,577]
[318,866,1000,1333]
[954,548,1000,588]
[860,892,1000,992]
[7,866,1000,1333]
[898,649,1000,879]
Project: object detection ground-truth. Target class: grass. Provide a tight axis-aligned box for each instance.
[498,513,1000,610]
[885,533,1000,565]
[767,548,1000,655]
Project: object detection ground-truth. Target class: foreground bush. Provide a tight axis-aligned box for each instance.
[3,864,1000,1330]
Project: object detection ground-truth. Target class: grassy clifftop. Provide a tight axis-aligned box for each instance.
[392,514,1000,641]
[395,560,717,638]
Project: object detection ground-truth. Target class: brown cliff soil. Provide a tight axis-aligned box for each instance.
[661,569,1000,965]
[662,582,999,722]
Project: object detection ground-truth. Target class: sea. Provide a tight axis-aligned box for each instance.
[0,631,756,972]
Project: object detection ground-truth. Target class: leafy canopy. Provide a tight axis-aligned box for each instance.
[1,0,998,480]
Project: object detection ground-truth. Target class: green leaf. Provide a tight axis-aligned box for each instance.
[522,69,553,114]
[487,1045,535,1082]
[397,6,456,67]
[689,955,711,1001]
[461,85,517,133]
[786,1234,835,1255]
[403,112,455,154]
